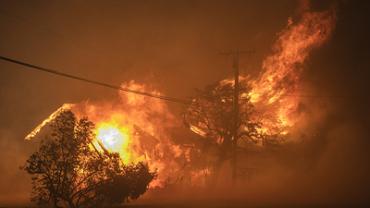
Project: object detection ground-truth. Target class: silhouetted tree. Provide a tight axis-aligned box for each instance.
[23,110,155,208]
[184,81,264,170]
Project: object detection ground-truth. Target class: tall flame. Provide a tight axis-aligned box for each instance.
[203,8,336,141]
[248,8,336,137]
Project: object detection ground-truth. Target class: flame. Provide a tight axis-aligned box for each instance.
[247,9,335,137]
[25,81,190,188]
[190,125,207,137]
[25,103,74,140]
[189,8,336,142]
[74,81,187,187]
[96,124,129,154]
[94,118,134,164]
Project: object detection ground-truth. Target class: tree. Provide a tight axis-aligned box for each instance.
[183,81,264,171]
[23,110,155,208]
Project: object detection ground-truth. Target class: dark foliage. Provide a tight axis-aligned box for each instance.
[22,110,156,208]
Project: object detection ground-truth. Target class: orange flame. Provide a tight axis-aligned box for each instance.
[248,9,335,138]
[26,81,190,188]
[93,117,137,164]
[73,81,186,188]
[190,8,336,143]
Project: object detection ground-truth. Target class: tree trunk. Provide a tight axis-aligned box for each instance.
[67,199,76,208]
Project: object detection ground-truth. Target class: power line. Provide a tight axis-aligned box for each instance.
[0,11,357,101]
[0,55,191,105]
[0,10,190,104]
[0,10,363,101]
[0,55,360,104]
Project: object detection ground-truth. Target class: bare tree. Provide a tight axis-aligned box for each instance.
[23,110,155,208]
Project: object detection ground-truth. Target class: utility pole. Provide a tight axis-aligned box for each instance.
[232,50,239,183]
[221,49,253,184]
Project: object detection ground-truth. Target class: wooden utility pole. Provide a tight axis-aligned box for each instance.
[221,49,253,183]
[231,50,240,183]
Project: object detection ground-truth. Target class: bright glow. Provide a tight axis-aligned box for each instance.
[95,120,132,163]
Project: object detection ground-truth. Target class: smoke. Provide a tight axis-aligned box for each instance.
[136,119,370,206]
[0,129,31,205]
[1,0,370,206]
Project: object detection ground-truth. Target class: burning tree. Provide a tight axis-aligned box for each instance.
[185,6,336,148]
[184,6,336,181]
[184,80,265,171]
[24,82,191,189]
[22,110,155,208]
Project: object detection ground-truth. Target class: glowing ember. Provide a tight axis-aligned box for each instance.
[190,125,207,137]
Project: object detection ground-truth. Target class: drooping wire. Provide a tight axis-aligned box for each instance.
[0,55,191,105]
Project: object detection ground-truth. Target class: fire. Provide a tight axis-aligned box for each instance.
[76,82,190,187]
[94,120,133,164]
[190,125,207,137]
[25,81,190,188]
[25,103,74,140]
[24,5,337,188]
[188,7,336,143]
[247,8,336,138]
[96,124,129,153]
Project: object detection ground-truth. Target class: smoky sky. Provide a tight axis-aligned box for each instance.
[0,0,370,206]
